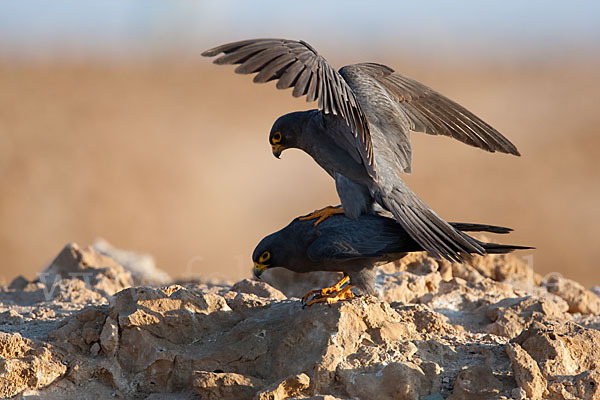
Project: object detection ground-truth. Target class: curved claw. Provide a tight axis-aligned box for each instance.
[301,275,352,307]
[304,285,355,307]
[301,288,323,305]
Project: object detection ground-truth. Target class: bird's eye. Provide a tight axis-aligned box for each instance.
[259,251,271,263]
[272,131,282,144]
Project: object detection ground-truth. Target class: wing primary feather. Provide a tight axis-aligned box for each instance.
[419,204,485,255]
[201,39,274,57]
[318,67,330,114]
[450,104,519,155]
[427,98,496,149]
[234,48,288,74]
[292,67,312,97]
[213,42,279,65]
[306,72,319,102]
[400,203,446,260]
[424,100,488,148]
[276,61,305,89]
[410,102,453,136]
[253,57,295,83]
[406,205,472,262]
[401,104,435,133]
[324,67,342,117]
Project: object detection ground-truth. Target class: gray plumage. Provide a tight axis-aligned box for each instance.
[204,38,521,262]
[252,213,531,295]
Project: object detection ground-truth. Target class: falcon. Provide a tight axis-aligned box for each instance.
[252,213,530,306]
[203,39,520,262]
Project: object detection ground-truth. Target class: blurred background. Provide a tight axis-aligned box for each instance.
[0,1,599,284]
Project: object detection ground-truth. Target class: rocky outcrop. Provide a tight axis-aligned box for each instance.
[0,332,66,398]
[1,242,600,399]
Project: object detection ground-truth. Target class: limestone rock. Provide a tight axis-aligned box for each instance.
[573,369,600,400]
[7,276,29,291]
[447,365,505,400]
[338,361,440,400]
[546,369,600,400]
[231,279,286,300]
[48,305,106,349]
[99,316,119,356]
[42,242,133,298]
[468,252,539,287]
[193,371,263,400]
[379,269,442,304]
[542,273,600,315]
[451,263,486,284]
[486,296,569,338]
[512,320,600,378]
[0,332,66,398]
[255,373,310,400]
[2,243,600,399]
[506,343,547,398]
[93,238,171,286]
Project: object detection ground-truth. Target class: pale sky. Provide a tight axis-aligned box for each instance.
[0,1,598,61]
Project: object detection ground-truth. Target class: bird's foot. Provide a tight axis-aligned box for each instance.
[303,285,354,307]
[301,275,353,307]
[301,275,349,303]
[299,205,345,226]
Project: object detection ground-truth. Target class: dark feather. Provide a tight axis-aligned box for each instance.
[449,223,512,234]
[202,38,377,179]
[342,63,520,156]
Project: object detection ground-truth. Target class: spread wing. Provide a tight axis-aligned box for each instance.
[340,63,520,161]
[202,38,376,178]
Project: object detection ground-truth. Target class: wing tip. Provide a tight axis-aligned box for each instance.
[500,146,521,157]
[201,48,218,57]
[483,142,521,157]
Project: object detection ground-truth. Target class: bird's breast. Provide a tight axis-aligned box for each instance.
[303,123,373,186]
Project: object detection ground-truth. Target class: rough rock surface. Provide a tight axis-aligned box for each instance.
[1,242,600,399]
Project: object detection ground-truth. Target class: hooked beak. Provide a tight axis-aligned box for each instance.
[253,262,268,279]
[271,144,283,159]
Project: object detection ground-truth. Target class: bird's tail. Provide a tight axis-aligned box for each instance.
[478,241,534,254]
[449,222,512,234]
[448,222,534,254]
[375,181,487,263]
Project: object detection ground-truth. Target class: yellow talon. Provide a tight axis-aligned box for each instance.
[302,275,354,307]
[299,206,345,226]
[302,275,349,303]
[305,285,354,307]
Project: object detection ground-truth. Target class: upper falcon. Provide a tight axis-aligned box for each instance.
[203,38,520,263]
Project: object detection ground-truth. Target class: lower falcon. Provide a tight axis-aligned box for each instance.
[252,212,531,306]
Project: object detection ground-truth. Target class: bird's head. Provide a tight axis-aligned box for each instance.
[252,218,316,279]
[251,237,280,279]
[251,226,297,279]
[269,112,305,159]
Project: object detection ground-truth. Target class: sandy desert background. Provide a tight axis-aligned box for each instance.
[0,2,599,285]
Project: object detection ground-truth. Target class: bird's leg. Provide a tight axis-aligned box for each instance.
[304,285,355,307]
[299,205,345,226]
[301,275,350,305]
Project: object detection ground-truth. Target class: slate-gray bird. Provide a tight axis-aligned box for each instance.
[252,213,530,306]
[203,38,521,263]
